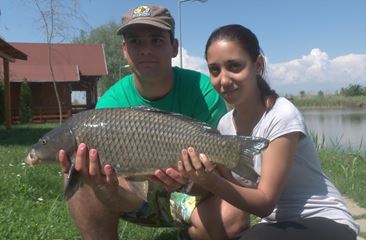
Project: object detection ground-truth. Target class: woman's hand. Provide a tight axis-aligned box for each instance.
[178,147,219,188]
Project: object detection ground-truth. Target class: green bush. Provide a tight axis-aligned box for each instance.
[19,81,32,123]
[0,81,4,124]
[341,84,366,96]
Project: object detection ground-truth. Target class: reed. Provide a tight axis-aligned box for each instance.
[292,95,366,109]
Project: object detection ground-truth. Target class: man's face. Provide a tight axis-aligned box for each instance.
[122,25,178,78]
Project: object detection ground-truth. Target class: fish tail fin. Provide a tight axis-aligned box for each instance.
[238,136,269,158]
[64,164,82,201]
[232,136,269,188]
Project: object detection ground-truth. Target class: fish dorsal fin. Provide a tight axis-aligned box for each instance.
[129,105,166,113]
[129,106,220,134]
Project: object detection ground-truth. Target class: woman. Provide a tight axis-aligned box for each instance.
[178,24,359,240]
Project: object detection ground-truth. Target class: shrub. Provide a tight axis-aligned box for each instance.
[0,81,4,123]
[19,80,32,123]
[341,84,365,96]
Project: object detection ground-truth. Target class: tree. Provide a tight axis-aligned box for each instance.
[341,84,365,96]
[300,90,305,98]
[31,0,85,124]
[73,21,130,95]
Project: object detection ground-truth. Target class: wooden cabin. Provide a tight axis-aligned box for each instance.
[0,38,28,128]
[1,42,108,123]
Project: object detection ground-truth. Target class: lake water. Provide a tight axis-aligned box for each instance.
[301,108,366,151]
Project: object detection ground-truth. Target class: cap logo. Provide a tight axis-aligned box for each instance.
[132,6,151,18]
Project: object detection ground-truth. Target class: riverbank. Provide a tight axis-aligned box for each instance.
[290,95,366,109]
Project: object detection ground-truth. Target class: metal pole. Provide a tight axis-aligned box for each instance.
[177,0,208,68]
[177,0,207,67]
[179,0,183,68]
[178,0,191,68]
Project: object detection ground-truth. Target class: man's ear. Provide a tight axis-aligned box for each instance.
[255,55,265,75]
[172,38,179,58]
[122,41,128,58]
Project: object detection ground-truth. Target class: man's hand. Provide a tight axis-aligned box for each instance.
[59,143,119,188]
[58,143,143,212]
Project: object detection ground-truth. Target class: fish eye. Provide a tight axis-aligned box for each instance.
[39,138,47,145]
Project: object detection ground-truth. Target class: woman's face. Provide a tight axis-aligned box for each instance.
[206,40,262,106]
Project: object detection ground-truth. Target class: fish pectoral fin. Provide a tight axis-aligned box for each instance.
[127,180,149,202]
[64,164,82,201]
[232,167,259,188]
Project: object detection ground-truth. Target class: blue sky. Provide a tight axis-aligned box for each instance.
[1,0,366,95]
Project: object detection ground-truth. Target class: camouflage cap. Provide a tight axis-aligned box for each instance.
[117,5,175,36]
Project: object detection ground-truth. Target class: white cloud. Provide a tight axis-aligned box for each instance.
[173,48,208,75]
[173,48,366,96]
[267,49,366,95]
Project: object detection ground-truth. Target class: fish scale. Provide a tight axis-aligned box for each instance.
[25,106,269,199]
[79,108,245,169]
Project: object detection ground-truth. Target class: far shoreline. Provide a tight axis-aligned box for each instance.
[288,95,366,110]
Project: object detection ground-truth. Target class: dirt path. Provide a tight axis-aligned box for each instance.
[344,197,366,240]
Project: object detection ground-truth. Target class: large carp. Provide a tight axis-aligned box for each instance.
[25,107,268,200]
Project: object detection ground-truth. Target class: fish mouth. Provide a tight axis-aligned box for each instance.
[25,149,40,166]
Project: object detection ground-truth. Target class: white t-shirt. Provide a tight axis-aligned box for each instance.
[217,97,359,235]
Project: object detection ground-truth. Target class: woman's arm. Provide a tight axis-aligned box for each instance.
[180,132,301,217]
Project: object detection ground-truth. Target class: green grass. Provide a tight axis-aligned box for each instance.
[0,123,365,239]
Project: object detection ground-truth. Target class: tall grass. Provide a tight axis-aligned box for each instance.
[317,148,366,208]
[311,131,366,207]
[0,124,365,239]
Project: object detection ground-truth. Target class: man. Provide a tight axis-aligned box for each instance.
[59,5,248,240]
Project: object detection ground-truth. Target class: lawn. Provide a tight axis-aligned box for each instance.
[0,124,365,239]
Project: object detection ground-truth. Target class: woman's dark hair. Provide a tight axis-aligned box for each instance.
[205,24,278,108]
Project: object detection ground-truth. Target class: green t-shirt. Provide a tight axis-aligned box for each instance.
[96,67,226,127]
